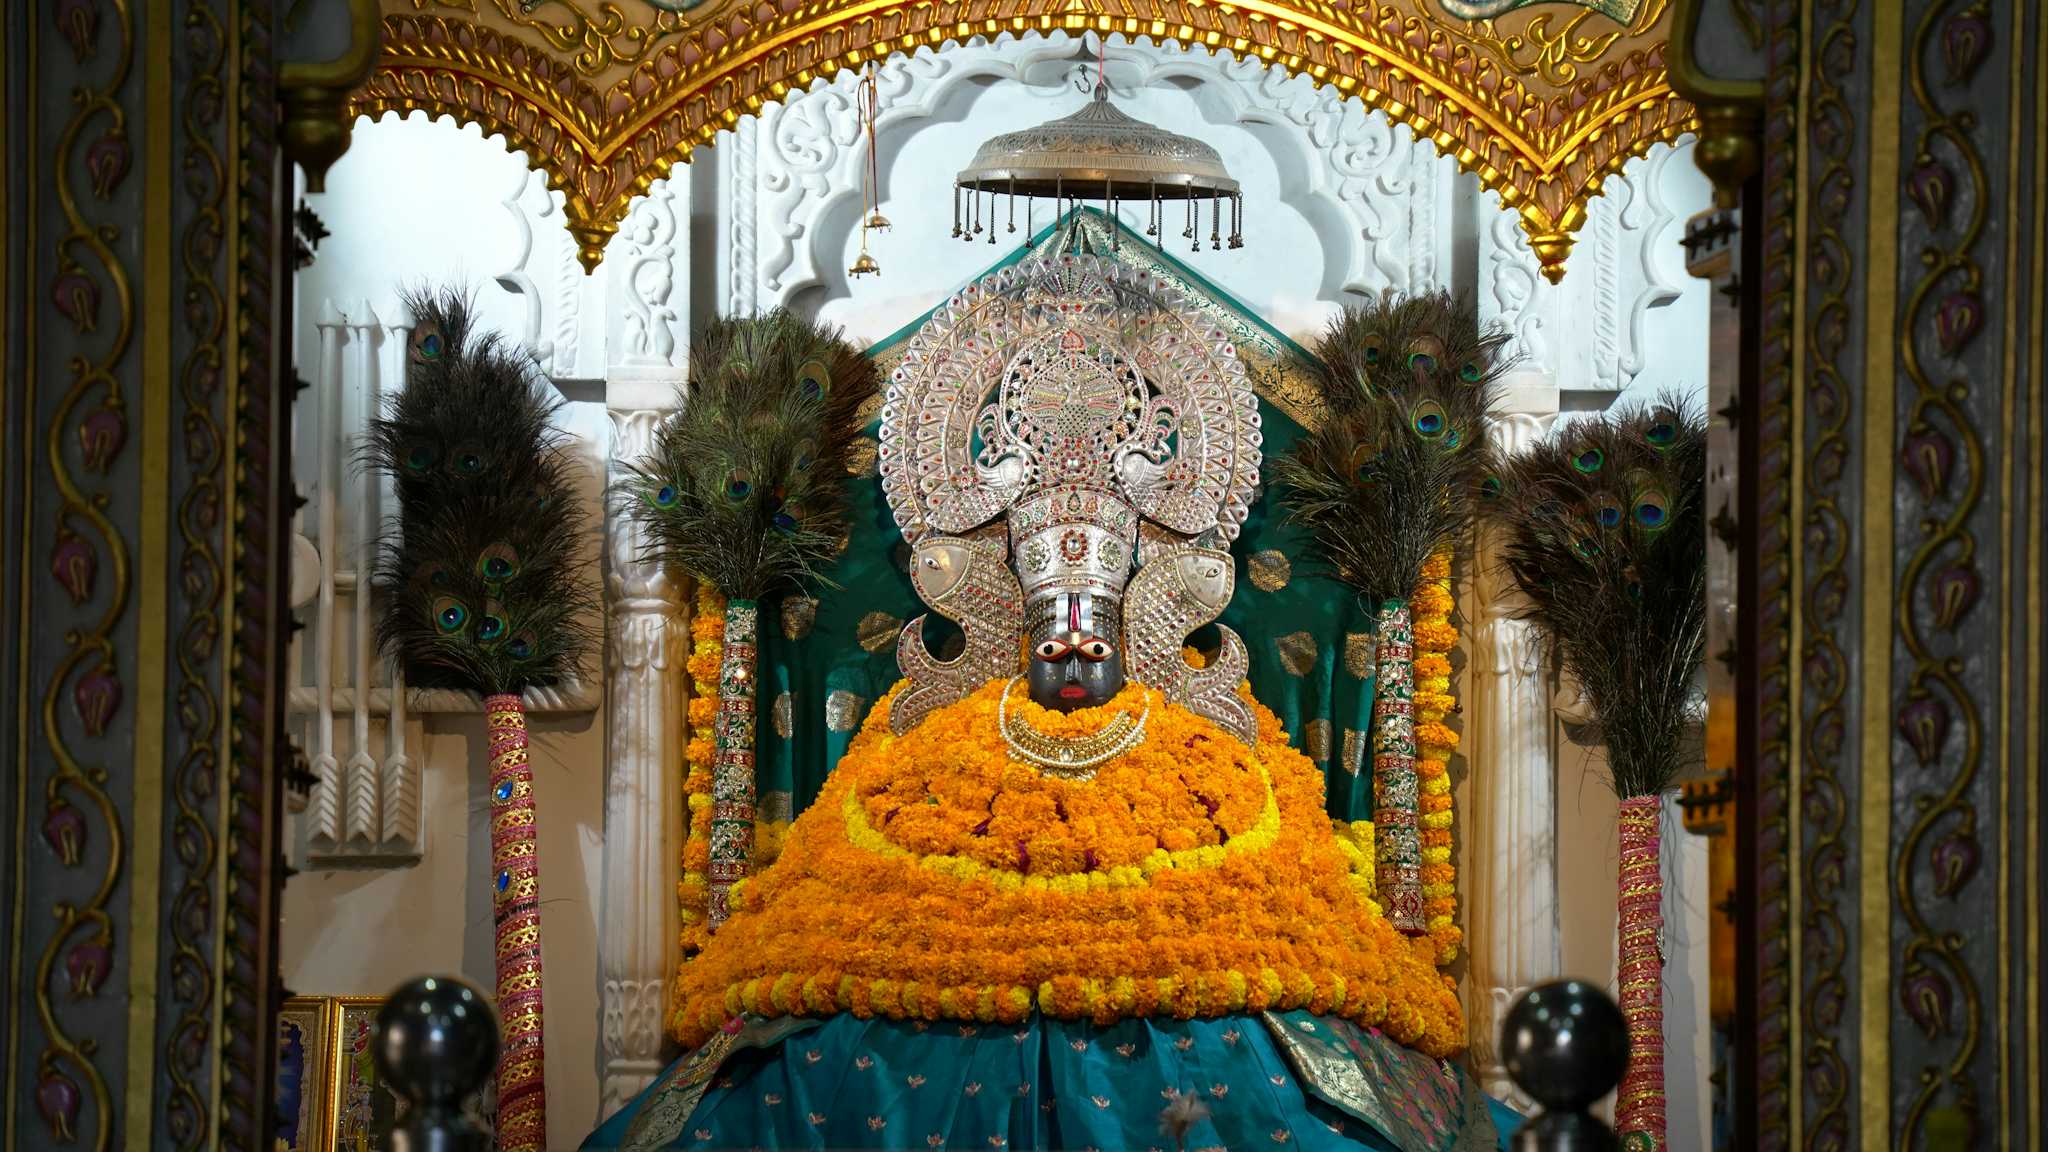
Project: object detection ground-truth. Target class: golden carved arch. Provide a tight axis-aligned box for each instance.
[351,0,1694,281]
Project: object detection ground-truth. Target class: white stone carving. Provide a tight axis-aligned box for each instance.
[727,116,759,317]
[720,34,1454,326]
[599,409,686,1111]
[1460,409,1560,1113]
[306,300,346,853]
[1479,136,1708,400]
[614,180,684,367]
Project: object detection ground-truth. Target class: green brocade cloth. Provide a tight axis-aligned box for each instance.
[582,1011,1517,1152]
[747,210,1382,828]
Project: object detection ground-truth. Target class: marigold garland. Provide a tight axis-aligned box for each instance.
[669,678,1467,1059]
[1412,550,1462,966]
[677,585,725,957]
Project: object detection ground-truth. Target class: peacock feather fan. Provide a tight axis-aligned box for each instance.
[1274,290,1511,608]
[1489,395,1708,797]
[626,309,879,601]
[365,286,596,696]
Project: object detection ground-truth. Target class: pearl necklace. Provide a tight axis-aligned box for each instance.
[998,676,1150,778]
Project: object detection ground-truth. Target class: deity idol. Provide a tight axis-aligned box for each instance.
[586,257,1518,1151]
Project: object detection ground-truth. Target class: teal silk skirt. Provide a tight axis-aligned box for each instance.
[584,1012,1520,1152]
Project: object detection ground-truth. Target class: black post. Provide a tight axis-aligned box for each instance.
[1500,980,1631,1152]
[374,975,501,1152]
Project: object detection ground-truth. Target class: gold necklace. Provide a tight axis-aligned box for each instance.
[997,677,1149,779]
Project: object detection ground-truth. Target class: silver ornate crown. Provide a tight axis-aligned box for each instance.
[879,255,1262,741]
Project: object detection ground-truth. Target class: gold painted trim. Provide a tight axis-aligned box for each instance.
[353,0,1697,279]
[209,1,245,1135]
[121,0,175,1142]
[2,0,26,1143]
[1997,0,2026,1138]
[1665,0,1763,106]
[1787,0,1812,1140]
[2029,1,2046,1140]
[1859,0,1903,1143]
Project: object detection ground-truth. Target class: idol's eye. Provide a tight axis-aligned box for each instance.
[1033,639,1071,662]
[1076,638,1115,661]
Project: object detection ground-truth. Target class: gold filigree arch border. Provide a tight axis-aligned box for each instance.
[351,0,1696,281]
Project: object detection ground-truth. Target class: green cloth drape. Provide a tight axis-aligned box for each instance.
[745,210,1381,825]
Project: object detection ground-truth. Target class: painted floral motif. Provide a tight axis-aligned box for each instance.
[78,407,125,473]
[64,940,111,999]
[73,664,122,737]
[85,129,130,199]
[41,804,85,866]
[51,270,100,334]
[50,533,96,605]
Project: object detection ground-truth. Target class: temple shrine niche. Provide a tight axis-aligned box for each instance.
[276,7,1720,1151]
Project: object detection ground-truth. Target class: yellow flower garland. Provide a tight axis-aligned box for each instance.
[678,585,725,958]
[670,678,1466,1058]
[1412,551,1462,965]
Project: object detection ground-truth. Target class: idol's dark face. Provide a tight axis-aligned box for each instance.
[1027,631,1125,712]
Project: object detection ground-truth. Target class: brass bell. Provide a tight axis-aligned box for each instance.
[849,250,881,278]
[866,211,892,231]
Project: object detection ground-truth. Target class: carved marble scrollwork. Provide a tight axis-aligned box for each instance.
[1121,545,1255,744]
[891,536,1024,735]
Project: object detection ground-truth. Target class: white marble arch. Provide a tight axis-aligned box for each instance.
[707,32,1458,348]
[286,44,1715,1140]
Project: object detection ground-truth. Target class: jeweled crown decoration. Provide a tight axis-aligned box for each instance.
[880,255,1263,741]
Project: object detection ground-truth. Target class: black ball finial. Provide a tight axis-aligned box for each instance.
[1501,980,1630,1152]
[375,975,499,1152]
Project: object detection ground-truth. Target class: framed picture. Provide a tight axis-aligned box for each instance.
[275,995,495,1151]
[332,997,405,1150]
[275,997,335,1152]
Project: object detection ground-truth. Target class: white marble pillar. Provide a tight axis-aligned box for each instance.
[598,175,693,1113]
[599,410,686,1112]
[1460,411,1561,1109]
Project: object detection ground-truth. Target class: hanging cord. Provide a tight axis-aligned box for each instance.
[862,67,883,226]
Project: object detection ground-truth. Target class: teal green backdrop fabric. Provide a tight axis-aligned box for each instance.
[745,210,1382,825]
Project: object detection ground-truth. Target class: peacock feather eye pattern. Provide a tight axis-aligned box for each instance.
[649,482,681,508]
[1572,446,1605,474]
[1410,398,1448,440]
[432,596,469,634]
[404,442,440,471]
[725,469,754,501]
[477,542,520,585]
[796,358,832,400]
[1459,360,1483,383]
[477,613,508,644]
[409,324,444,364]
[1645,410,1680,449]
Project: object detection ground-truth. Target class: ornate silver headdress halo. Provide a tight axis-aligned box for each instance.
[880,254,1262,742]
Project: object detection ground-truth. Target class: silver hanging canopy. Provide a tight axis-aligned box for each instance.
[952,80,1245,253]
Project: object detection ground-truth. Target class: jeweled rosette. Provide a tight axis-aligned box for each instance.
[1615,793,1666,1150]
[485,694,547,1152]
[1370,599,1423,932]
[706,599,760,927]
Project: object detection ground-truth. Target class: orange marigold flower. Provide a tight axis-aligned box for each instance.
[666,678,1467,1059]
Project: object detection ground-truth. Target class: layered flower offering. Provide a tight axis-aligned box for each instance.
[668,678,1465,1058]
